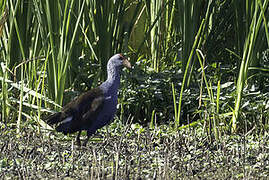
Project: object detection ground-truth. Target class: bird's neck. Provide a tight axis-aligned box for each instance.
[107,67,120,82]
[100,67,121,95]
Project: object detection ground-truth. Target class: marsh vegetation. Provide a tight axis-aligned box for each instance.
[1,0,269,179]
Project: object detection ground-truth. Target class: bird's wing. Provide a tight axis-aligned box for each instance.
[80,96,105,127]
[54,87,105,134]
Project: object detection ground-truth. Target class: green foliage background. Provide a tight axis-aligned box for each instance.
[1,0,269,179]
[0,0,269,135]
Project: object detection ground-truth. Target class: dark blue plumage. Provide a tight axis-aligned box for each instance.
[46,54,131,146]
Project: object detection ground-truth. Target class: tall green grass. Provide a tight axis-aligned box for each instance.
[173,0,213,128]
[0,0,141,131]
[0,0,268,136]
[174,19,205,128]
[231,0,269,132]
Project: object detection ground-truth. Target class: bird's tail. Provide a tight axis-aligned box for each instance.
[46,112,62,125]
[46,113,76,135]
[55,116,76,134]
[55,122,72,134]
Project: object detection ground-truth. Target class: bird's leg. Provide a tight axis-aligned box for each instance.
[76,130,81,147]
[82,130,91,147]
[105,125,110,139]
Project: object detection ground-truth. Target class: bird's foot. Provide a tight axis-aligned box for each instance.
[76,138,81,147]
[82,136,90,147]
[82,139,88,147]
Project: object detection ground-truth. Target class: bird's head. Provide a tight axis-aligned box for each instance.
[107,54,131,69]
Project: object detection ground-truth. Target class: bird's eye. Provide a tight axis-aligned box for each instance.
[119,54,124,60]
[119,54,127,61]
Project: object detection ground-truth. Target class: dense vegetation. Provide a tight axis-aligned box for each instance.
[0,0,269,178]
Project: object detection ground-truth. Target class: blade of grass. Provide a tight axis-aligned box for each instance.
[232,0,269,132]
[175,19,205,129]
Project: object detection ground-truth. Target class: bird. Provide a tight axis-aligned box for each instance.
[46,54,131,146]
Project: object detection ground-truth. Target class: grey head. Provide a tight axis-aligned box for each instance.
[106,54,131,80]
[107,54,131,70]
[100,54,131,94]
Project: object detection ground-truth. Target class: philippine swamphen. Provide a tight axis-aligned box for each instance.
[46,54,131,146]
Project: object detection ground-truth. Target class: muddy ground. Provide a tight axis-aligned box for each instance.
[0,121,268,179]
